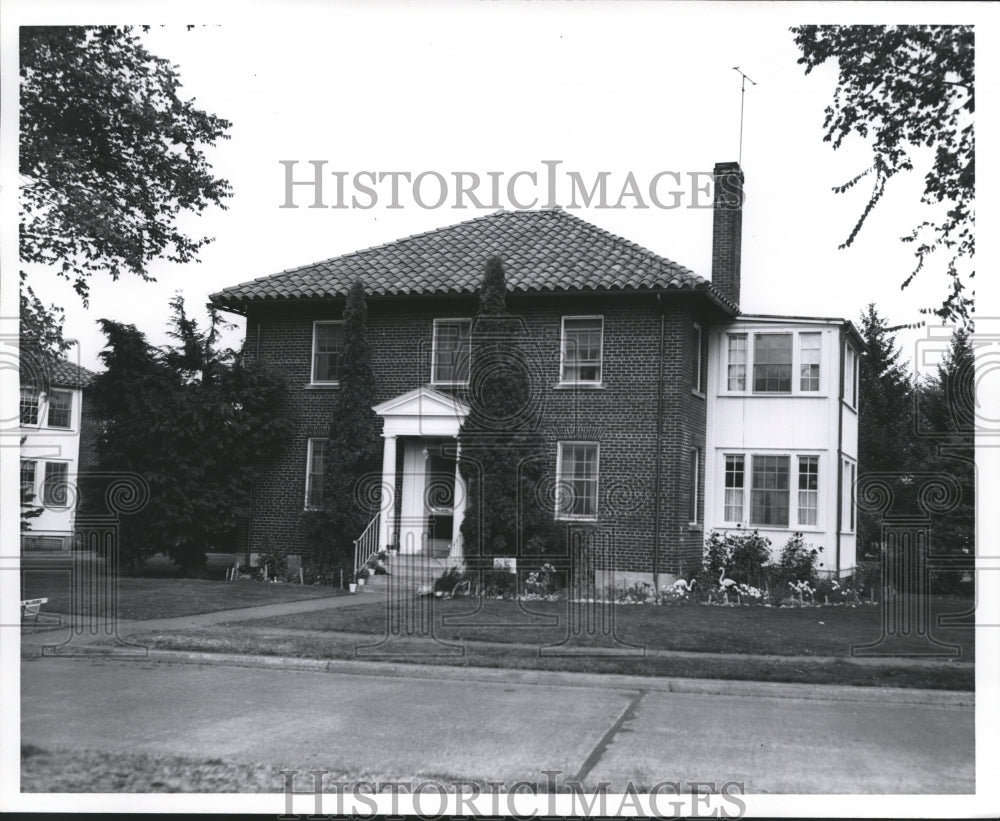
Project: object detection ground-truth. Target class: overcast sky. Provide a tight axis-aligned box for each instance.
[4,1,998,376]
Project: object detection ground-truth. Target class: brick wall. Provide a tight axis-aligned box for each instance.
[242,292,715,575]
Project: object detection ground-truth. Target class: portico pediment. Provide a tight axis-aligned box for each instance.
[373,386,469,438]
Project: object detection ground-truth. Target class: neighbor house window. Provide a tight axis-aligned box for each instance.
[798,456,819,526]
[556,442,599,519]
[723,454,745,522]
[689,448,701,524]
[842,458,856,532]
[844,345,859,408]
[560,317,603,384]
[750,454,789,527]
[799,333,821,392]
[692,323,703,393]
[311,321,343,384]
[42,462,69,507]
[21,460,37,503]
[432,319,471,385]
[46,389,72,428]
[305,438,328,509]
[752,334,792,393]
[20,386,39,425]
[726,334,747,391]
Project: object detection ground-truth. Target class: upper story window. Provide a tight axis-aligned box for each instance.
[725,330,825,396]
[46,389,72,428]
[311,321,343,384]
[844,344,859,408]
[20,386,39,425]
[752,334,793,393]
[560,317,603,385]
[432,319,471,385]
[692,323,704,393]
[799,333,821,392]
[555,441,599,520]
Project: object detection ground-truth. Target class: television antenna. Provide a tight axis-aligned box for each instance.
[733,66,757,165]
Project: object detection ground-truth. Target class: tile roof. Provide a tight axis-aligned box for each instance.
[21,353,95,389]
[210,209,737,313]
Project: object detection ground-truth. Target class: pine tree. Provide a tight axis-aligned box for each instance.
[856,304,917,555]
[459,257,562,564]
[304,280,383,576]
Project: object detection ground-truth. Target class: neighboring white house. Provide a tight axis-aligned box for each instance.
[20,357,94,552]
[704,314,863,576]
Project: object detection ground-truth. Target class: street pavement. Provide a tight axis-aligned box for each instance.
[20,656,974,794]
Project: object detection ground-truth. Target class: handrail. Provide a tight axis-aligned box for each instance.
[352,512,381,574]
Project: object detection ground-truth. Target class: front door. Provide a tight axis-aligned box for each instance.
[397,439,457,556]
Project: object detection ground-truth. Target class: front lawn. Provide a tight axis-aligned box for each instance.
[234,594,976,661]
[20,572,343,621]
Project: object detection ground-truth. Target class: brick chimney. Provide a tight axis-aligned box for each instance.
[711,161,744,309]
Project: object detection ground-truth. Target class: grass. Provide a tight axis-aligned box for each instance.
[19,572,344,621]
[233,594,976,661]
[128,626,974,691]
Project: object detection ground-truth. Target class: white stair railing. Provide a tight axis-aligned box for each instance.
[352,513,381,574]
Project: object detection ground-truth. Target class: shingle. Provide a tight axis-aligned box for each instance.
[209,209,737,312]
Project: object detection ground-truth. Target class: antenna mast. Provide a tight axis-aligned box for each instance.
[732,66,757,165]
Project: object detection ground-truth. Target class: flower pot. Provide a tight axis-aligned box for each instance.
[348,583,357,594]
[357,577,365,586]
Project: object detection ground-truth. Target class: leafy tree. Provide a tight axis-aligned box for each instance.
[86,297,287,573]
[459,257,562,564]
[856,304,917,555]
[19,25,232,357]
[303,280,384,577]
[791,25,974,323]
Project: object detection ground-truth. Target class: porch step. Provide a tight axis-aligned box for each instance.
[362,553,459,591]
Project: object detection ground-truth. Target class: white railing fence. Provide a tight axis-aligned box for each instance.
[353,512,381,574]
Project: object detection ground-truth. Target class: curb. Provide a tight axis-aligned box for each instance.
[26,645,974,708]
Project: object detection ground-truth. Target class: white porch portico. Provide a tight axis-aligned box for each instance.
[373,387,470,558]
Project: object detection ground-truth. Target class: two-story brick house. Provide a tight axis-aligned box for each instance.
[210,162,861,584]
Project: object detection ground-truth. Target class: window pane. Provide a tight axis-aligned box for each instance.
[724,454,744,521]
[558,443,599,518]
[306,439,327,508]
[750,455,789,526]
[689,449,700,522]
[800,333,821,391]
[692,325,702,391]
[797,456,819,526]
[47,390,72,428]
[753,334,792,393]
[42,462,69,506]
[433,320,471,383]
[20,387,39,425]
[727,334,747,391]
[313,324,343,382]
[21,460,37,503]
[562,318,603,383]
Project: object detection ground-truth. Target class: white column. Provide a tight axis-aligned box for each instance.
[450,440,465,559]
[378,435,397,550]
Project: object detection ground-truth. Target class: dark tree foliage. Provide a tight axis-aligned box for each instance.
[917,327,975,574]
[856,304,918,555]
[19,25,232,356]
[302,281,383,576]
[791,25,974,323]
[87,298,287,573]
[459,257,563,564]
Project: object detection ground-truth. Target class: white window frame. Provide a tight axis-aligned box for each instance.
[559,316,604,386]
[799,333,822,392]
[722,329,826,397]
[720,450,823,531]
[21,459,38,503]
[20,386,40,427]
[431,318,472,386]
[841,457,857,533]
[304,438,328,510]
[310,321,344,385]
[797,454,820,526]
[843,344,859,409]
[41,460,70,509]
[692,323,704,395]
[689,447,701,525]
[46,388,73,429]
[555,441,600,521]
